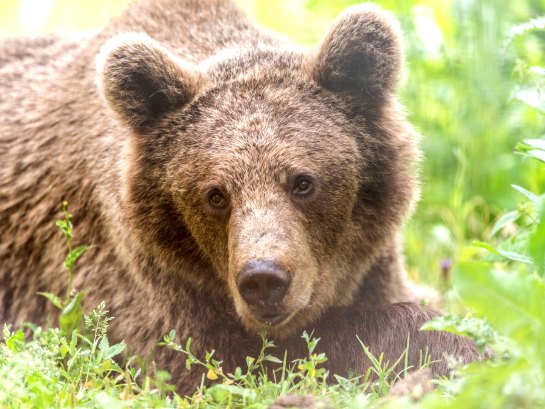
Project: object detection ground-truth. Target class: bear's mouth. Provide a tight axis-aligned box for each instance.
[259,312,287,326]
[256,309,301,328]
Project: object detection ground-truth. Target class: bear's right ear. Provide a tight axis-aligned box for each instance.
[304,4,403,99]
[97,33,203,133]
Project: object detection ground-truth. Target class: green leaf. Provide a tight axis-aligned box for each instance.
[525,149,545,163]
[185,356,195,370]
[512,185,541,206]
[55,219,72,238]
[490,210,520,237]
[530,207,545,274]
[496,249,533,264]
[60,291,84,335]
[208,384,257,401]
[421,315,496,352]
[205,350,215,361]
[37,291,63,309]
[105,342,126,360]
[69,329,78,352]
[473,240,533,264]
[516,88,545,113]
[64,245,91,271]
[99,335,110,352]
[60,339,70,358]
[453,261,545,345]
[5,330,25,352]
[263,355,283,364]
[523,138,545,150]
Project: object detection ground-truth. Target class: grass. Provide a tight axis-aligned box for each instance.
[1,0,545,407]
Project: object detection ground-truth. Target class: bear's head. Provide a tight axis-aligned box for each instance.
[97,4,419,337]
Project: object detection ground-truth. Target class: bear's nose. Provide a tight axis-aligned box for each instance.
[237,260,291,312]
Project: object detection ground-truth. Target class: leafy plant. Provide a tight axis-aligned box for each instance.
[38,201,91,335]
[0,202,178,408]
[160,330,335,408]
[406,67,545,409]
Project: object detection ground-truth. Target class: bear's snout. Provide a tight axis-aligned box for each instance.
[236,260,291,323]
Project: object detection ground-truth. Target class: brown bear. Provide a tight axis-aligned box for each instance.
[0,0,483,395]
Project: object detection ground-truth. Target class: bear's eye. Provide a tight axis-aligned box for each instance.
[292,177,314,196]
[208,190,228,209]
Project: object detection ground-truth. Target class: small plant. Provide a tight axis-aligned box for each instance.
[159,330,329,407]
[0,202,178,408]
[356,336,436,398]
[38,201,91,335]
[160,329,440,408]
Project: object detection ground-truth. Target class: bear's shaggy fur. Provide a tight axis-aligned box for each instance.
[0,0,483,393]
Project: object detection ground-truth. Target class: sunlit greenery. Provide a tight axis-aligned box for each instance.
[1,0,545,407]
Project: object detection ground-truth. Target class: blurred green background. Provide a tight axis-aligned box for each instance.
[1,0,544,290]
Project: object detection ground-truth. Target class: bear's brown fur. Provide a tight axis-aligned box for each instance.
[0,0,483,394]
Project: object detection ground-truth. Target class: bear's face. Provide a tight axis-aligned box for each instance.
[164,74,363,333]
[97,5,417,336]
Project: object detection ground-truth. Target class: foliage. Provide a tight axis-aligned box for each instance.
[403,61,545,409]
[0,304,180,408]
[158,330,438,408]
[39,201,90,336]
[402,188,545,408]
[159,331,334,408]
[0,204,176,408]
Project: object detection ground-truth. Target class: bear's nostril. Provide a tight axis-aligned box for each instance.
[244,280,260,292]
[267,277,284,291]
[236,260,291,312]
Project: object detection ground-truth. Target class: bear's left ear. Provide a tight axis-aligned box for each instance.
[305,4,403,99]
[97,33,204,134]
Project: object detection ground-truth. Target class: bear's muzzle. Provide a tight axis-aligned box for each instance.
[237,259,291,325]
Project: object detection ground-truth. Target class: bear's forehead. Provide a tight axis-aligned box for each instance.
[203,47,305,83]
[187,78,356,141]
[174,77,364,166]
[173,109,361,196]
[187,106,358,162]
[167,102,362,197]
